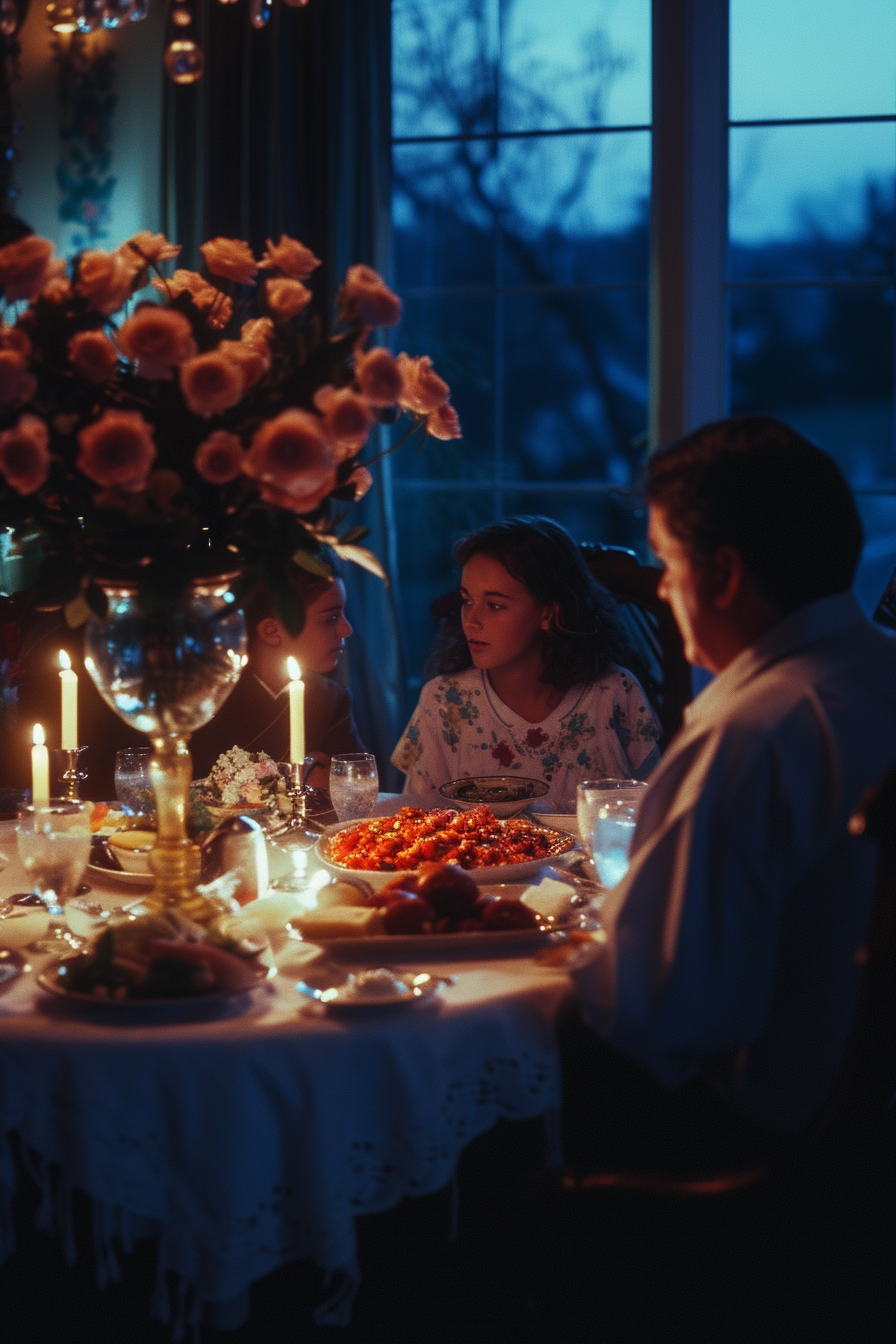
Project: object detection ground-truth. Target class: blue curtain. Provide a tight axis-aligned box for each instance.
[161,0,406,783]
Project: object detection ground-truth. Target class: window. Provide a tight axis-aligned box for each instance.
[728,0,896,610]
[390,0,652,696]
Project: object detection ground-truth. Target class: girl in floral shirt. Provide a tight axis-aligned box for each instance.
[392,517,661,809]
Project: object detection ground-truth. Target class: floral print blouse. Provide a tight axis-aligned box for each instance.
[391,666,661,810]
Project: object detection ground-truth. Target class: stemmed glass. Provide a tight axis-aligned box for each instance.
[15,799,93,952]
[114,747,154,817]
[328,753,379,822]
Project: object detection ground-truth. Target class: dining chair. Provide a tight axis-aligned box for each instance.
[555,758,896,1199]
[427,543,692,748]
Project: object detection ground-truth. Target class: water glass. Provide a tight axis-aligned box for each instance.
[15,798,93,952]
[576,779,648,888]
[329,753,379,822]
[115,747,154,816]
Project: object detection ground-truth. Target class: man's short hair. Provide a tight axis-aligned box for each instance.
[645,416,864,613]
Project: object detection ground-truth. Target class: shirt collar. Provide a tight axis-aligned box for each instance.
[684,592,866,725]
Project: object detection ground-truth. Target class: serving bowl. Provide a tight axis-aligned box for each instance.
[437,774,549,819]
[107,829,156,874]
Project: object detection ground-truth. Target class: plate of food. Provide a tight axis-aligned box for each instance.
[316,804,576,889]
[296,967,444,1011]
[437,775,549,818]
[289,857,579,957]
[36,910,272,1018]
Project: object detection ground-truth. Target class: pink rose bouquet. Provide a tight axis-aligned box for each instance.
[0,226,461,626]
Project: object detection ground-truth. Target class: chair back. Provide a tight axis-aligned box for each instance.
[579,543,691,745]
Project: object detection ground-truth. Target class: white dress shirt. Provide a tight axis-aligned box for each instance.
[572,593,896,1132]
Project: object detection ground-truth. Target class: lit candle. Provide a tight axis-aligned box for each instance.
[59,650,78,750]
[287,657,305,764]
[31,723,49,807]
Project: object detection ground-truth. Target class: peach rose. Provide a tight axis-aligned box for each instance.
[218,339,268,391]
[76,249,136,315]
[342,265,402,328]
[259,235,321,280]
[77,409,157,492]
[0,236,55,302]
[0,414,51,495]
[194,431,245,484]
[347,465,373,501]
[121,231,181,267]
[200,237,258,285]
[353,346,404,407]
[240,316,274,352]
[68,330,119,384]
[180,351,245,417]
[0,350,37,406]
[397,352,450,415]
[117,306,196,379]
[0,325,31,358]
[244,408,336,511]
[313,384,373,458]
[154,270,233,329]
[426,401,462,441]
[266,277,313,324]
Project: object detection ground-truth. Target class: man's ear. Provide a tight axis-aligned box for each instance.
[710,545,746,610]
[255,617,282,647]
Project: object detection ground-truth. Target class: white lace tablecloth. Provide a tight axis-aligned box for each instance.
[0,825,572,1336]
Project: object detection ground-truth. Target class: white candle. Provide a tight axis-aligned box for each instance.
[287,657,305,764]
[59,650,78,750]
[31,723,49,807]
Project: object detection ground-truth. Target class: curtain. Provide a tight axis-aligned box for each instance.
[161,0,406,783]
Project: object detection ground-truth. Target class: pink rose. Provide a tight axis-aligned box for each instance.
[194,431,245,484]
[266,277,313,324]
[259,235,321,280]
[347,465,373,501]
[77,409,157,492]
[0,350,37,406]
[0,414,51,495]
[68,330,119,384]
[245,408,336,509]
[240,316,274,351]
[76,249,136,315]
[397,352,450,414]
[313,384,373,457]
[342,265,402,328]
[153,270,233,329]
[426,401,462,441]
[179,351,245,417]
[218,339,268,391]
[353,346,404,407]
[0,236,55,302]
[200,237,258,285]
[117,305,196,379]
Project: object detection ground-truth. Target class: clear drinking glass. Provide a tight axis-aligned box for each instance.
[329,753,380,822]
[15,799,93,952]
[114,746,154,816]
[576,779,648,888]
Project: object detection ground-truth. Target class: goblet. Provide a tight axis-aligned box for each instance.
[15,799,93,952]
[329,753,379,822]
[576,779,648,888]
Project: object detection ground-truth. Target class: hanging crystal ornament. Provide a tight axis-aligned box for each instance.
[73,0,105,30]
[164,37,204,83]
[45,3,80,32]
[248,0,272,29]
[171,5,191,25]
[102,0,136,28]
[129,0,150,18]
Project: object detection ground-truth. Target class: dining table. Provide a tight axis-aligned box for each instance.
[0,798,589,1338]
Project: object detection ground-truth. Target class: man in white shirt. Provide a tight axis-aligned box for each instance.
[571,415,896,1138]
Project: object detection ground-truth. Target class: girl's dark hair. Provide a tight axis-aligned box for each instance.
[427,516,628,691]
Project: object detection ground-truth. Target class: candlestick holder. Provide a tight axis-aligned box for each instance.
[280,757,320,822]
[53,747,89,801]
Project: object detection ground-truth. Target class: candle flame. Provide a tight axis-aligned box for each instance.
[59,649,72,671]
[32,723,45,746]
[287,656,303,681]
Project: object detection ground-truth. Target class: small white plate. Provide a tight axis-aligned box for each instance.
[300,969,443,1011]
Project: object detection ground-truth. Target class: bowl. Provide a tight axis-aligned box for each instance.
[437,775,549,819]
[315,814,575,889]
[107,829,156,874]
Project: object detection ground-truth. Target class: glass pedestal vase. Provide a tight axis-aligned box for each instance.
[84,578,247,923]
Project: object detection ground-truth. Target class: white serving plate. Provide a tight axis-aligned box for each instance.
[37,955,272,1019]
[315,815,576,890]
